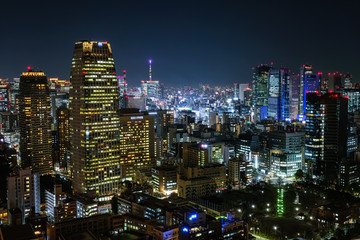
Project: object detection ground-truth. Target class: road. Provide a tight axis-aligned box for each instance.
[250,232,270,240]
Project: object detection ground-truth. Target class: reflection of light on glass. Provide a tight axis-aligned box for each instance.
[254,154,259,169]
[189,214,197,221]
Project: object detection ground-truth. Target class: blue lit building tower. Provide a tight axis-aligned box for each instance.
[267,69,281,119]
[299,65,321,115]
[267,68,290,120]
[289,73,300,120]
[280,68,290,120]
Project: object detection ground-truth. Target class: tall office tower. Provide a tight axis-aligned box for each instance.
[289,73,299,120]
[7,168,40,224]
[267,69,281,119]
[300,66,321,115]
[333,72,342,91]
[0,78,10,112]
[118,109,155,180]
[305,92,348,179]
[343,89,360,113]
[327,72,342,92]
[156,109,174,139]
[142,80,159,99]
[252,64,271,107]
[69,41,121,198]
[239,83,249,103]
[117,70,127,108]
[299,65,313,115]
[267,68,290,120]
[343,73,352,89]
[56,106,70,171]
[19,69,52,175]
[234,83,239,99]
[280,68,291,120]
[244,88,252,107]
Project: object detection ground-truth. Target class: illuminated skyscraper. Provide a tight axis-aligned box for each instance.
[117,70,128,108]
[267,68,290,120]
[56,106,70,172]
[299,65,312,115]
[305,92,348,179]
[7,168,40,224]
[19,69,52,175]
[299,65,320,115]
[343,73,352,89]
[69,41,121,198]
[252,64,271,107]
[267,69,281,119]
[141,80,159,99]
[118,109,155,180]
[289,73,299,120]
[0,78,10,112]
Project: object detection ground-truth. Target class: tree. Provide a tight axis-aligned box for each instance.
[111,195,119,215]
[294,169,304,181]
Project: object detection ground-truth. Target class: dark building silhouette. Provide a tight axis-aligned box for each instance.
[305,92,348,180]
[19,69,52,174]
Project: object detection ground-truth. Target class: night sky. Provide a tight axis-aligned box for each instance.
[1,0,359,86]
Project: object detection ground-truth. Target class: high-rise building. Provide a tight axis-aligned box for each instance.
[19,69,52,175]
[69,41,121,199]
[280,68,291,120]
[343,73,352,89]
[267,68,290,120]
[56,106,70,172]
[327,72,342,92]
[305,92,348,179]
[141,80,159,99]
[270,149,303,177]
[289,73,299,120]
[244,88,252,107]
[228,155,246,185]
[182,142,209,167]
[239,83,249,103]
[117,70,127,108]
[252,65,271,107]
[343,89,360,113]
[267,69,281,119]
[299,65,321,115]
[0,78,10,112]
[299,65,311,115]
[7,168,40,224]
[118,109,155,181]
[234,83,239,99]
[156,110,174,139]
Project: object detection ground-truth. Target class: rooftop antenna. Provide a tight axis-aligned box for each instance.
[149,59,152,81]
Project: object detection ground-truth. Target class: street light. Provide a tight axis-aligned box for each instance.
[273,226,277,231]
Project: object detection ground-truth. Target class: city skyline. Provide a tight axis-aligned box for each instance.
[2,1,360,239]
[1,1,359,86]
